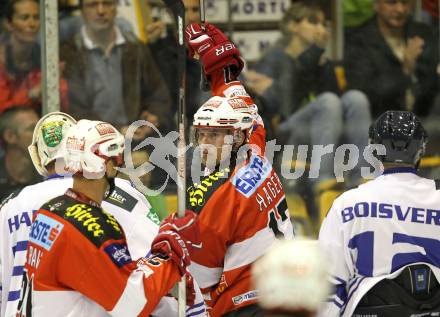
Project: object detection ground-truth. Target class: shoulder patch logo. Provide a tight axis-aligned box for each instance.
[29,213,64,251]
[104,243,132,268]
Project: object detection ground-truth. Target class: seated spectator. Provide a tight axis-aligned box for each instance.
[0,0,68,114]
[244,2,371,191]
[60,0,171,131]
[345,0,438,118]
[0,107,41,199]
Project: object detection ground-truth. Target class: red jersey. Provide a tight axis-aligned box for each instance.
[187,82,294,316]
[18,189,181,317]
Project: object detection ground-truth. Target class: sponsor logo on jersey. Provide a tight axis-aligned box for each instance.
[146,210,161,225]
[187,168,230,213]
[105,187,137,212]
[231,155,271,198]
[104,243,132,267]
[29,213,64,251]
[341,201,440,225]
[46,196,125,247]
[65,204,106,237]
[232,290,258,305]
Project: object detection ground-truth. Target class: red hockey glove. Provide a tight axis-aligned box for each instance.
[151,210,200,275]
[185,23,244,78]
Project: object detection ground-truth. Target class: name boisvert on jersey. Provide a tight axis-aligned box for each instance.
[341,201,440,225]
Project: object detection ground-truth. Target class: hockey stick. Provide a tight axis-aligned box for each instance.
[162,0,187,316]
[199,0,211,91]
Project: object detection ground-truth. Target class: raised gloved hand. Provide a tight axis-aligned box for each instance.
[151,210,200,276]
[185,22,244,80]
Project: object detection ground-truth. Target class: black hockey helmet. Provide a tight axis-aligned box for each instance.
[369,111,427,166]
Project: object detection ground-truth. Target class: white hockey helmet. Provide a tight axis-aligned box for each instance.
[63,119,125,179]
[28,112,77,177]
[193,96,254,145]
[252,239,330,313]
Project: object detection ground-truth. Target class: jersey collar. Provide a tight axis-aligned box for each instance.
[46,174,71,180]
[65,188,101,208]
[383,167,417,175]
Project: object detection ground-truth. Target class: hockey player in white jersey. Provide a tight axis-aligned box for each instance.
[319,110,440,317]
[0,112,206,317]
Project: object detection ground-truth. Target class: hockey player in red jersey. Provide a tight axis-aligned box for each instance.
[18,119,200,317]
[185,23,294,317]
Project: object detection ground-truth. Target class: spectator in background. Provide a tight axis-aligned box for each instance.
[0,107,40,199]
[58,0,134,44]
[345,0,438,118]
[0,0,68,114]
[244,2,371,191]
[252,239,330,317]
[60,0,171,131]
[145,0,210,124]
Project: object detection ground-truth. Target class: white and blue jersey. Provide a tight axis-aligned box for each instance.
[318,168,440,317]
[0,175,206,317]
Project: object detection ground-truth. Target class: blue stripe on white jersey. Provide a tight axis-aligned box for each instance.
[186,301,207,317]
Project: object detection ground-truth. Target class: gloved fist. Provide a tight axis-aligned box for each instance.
[151,210,200,275]
[185,22,244,78]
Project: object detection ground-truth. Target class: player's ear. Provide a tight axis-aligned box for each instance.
[234,131,246,150]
